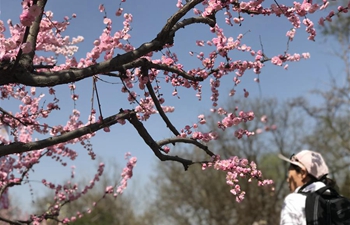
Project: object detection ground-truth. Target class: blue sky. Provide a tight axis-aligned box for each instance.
[0,0,346,214]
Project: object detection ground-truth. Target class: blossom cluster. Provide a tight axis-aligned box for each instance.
[20,3,42,27]
[203,155,274,202]
[105,153,137,196]
[30,154,136,224]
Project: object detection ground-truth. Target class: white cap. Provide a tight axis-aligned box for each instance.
[279,150,329,179]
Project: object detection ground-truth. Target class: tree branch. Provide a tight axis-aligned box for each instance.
[141,63,181,136]
[0,110,134,157]
[157,136,214,157]
[0,0,212,87]
[147,61,203,81]
[0,40,163,86]
[0,216,23,225]
[171,16,216,35]
[0,107,27,126]
[23,0,47,64]
[1,39,205,86]
[127,113,194,170]
[122,58,203,81]
[156,0,203,44]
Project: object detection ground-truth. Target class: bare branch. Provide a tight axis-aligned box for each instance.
[33,64,55,69]
[147,61,203,81]
[142,64,181,136]
[171,16,216,34]
[0,216,23,225]
[93,76,104,119]
[127,113,194,170]
[157,136,215,157]
[0,110,134,157]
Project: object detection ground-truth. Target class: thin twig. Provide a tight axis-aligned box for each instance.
[142,64,180,136]
[127,113,194,170]
[93,76,103,120]
[157,136,215,157]
[0,107,26,126]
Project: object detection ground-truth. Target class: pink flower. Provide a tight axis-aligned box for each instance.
[116,8,123,16]
[99,4,105,12]
[260,115,268,123]
[244,89,249,98]
[20,10,35,26]
[105,186,113,193]
[163,146,170,153]
[196,40,205,46]
[271,56,283,66]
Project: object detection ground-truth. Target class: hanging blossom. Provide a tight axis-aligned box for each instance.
[203,155,274,202]
[105,153,137,196]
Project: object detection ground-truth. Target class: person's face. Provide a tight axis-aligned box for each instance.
[287,165,308,192]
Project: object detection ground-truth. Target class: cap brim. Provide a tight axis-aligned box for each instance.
[278,153,305,169]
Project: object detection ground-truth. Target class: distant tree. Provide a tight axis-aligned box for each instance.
[144,97,305,225]
[320,0,350,44]
[294,1,350,183]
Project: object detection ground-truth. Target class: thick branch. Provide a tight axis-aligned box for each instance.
[0,110,134,157]
[8,51,204,87]
[171,16,216,35]
[127,113,194,170]
[0,0,211,87]
[157,137,214,157]
[24,0,47,63]
[0,41,164,86]
[156,0,203,43]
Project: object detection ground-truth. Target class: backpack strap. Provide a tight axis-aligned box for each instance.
[315,186,340,197]
[297,181,315,194]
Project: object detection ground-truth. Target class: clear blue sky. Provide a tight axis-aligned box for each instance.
[0,0,345,213]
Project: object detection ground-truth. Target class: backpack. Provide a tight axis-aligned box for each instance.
[298,185,350,225]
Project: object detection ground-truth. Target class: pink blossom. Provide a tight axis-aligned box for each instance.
[105,186,113,193]
[99,4,105,12]
[271,56,283,66]
[20,10,35,26]
[244,89,249,98]
[161,146,169,154]
[196,40,205,46]
[116,8,123,16]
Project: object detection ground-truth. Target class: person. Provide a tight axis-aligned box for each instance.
[278,150,336,225]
